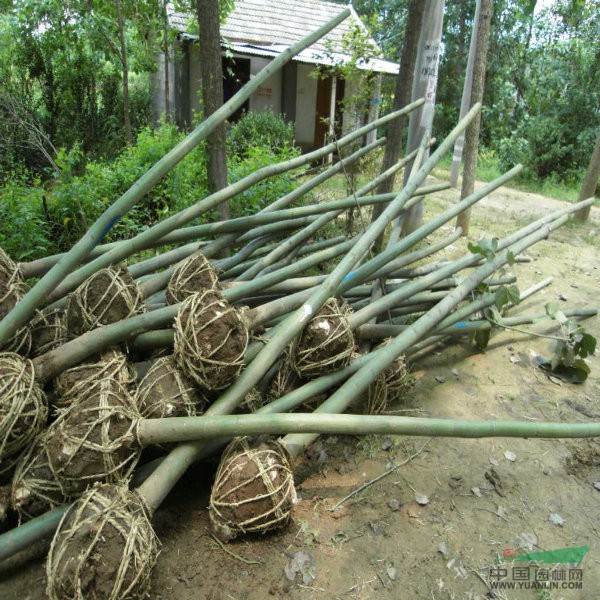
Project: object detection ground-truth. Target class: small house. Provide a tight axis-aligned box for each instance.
[153,0,398,150]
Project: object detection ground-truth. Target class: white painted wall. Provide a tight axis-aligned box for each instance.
[248,56,282,114]
[295,63,318,147]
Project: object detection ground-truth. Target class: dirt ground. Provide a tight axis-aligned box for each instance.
[1,181,599,599]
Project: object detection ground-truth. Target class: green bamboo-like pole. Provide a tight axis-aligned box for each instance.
[0,9,352,346]
[45,105,422,304]
[136,413,600,446]
[281,217,569,457]
[338,164,523,295]
[135,105,482,513]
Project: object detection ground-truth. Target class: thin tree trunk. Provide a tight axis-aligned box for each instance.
[574,131,600,222]
[455,0,493,236]
[115,0,132,145]
[197,0,229,221]
[371,0,425,252]
[400,0,445,237]
[163,0,171,123]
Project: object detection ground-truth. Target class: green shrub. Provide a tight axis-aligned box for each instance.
[227,111,296,157]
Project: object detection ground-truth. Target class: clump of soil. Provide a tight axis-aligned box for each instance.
[29,309,68,357]
[0,353,47,475]
[174,291,249,390]
[65,267,145,337]
[135,356,207,419]
[209,437,297,541]
[44,381,140,496]
[291,298,355,378]
[53,348,135,410]
[46,483,159,600]
[166,253,220,305]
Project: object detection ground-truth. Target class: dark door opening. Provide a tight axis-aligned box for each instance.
[223,56,250,122]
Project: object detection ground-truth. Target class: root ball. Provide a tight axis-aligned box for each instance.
[209,437,296,541]
[135,356,207,418]
[0,352,47,474]
[66,267,145,337]
[53,348,134,410]
[291,298,355,378]
[166,253,220,305]
[46,483,159,600]
[44,381,140,496]
[174,291,249,390]
[0,283,32,355]
[0,247,21,288]
[30,309,68,357]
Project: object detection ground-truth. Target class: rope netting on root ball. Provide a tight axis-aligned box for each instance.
[65,267,145,337]
[165,253,220,305]
[53,348,135,410]
[46,482,159,600]
[209,437,297,542]
[0,247,22,288]
[0,282,32,355]
[29,309,68,358]
[135,356,207,419]
[9,438,66,522]
[377,340,415,401]
[291,297,355,379]
[43,381,140,497]
[0,353,48,476]
[174,290,249,391]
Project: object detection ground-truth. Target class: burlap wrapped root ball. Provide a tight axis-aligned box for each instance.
[166,253,220,305]
[0,247,21,288]
[209,437,297,541]
[10,438,67,521]
[66,267,145,337]
[46,482,159,600]
[29,309,68,357]
[0,353,48,475]
[174,291,249,391]
[0,281,32,355]
[53,348,135,410]
[135,356,207,419]
[378,340,415,401]
[291,298,355,379]
[43,381,140,497]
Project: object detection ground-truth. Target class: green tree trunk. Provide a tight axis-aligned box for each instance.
[574,131,600,222]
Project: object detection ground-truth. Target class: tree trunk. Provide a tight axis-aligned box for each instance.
[574,131,600,222]
[163,0,171,123]
[400,0,445,238]
[455,0,493,236]
[370,0,425,252]
[115,0,132,145]
[197,0,229,221]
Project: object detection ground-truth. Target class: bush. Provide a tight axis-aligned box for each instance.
[227,111,296,158]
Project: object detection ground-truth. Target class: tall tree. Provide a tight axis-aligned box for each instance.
[370,0,424,251]
[197,0,229,220]
[574,131,600,222]
[455,0,493,236]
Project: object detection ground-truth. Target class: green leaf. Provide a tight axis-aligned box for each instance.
[545,302,560,318]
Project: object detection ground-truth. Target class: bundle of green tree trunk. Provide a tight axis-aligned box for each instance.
[0,11,597,600]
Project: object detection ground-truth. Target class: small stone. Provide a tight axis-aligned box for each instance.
[387,499,401,511]
[471,487,482,497]
[549,513,565,527]
[437,542,450,559]
[387,566,397,581]
[381,438,393,451]
[435,375,446,384]
[504,450,517,462]
[594,482,600,491]
[415,492,429,505]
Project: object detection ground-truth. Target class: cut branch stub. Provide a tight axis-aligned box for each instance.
[291,297,355,378]
[53,348,135,410]
[65,267,145,337]
[135,356,207,419]
[43,381,140,497]
[46,482,159,600]
[0,282,32,355]
[174,291,249,391]
[0,352,48,475]
[209,437,297,541]
[165,253,220,305]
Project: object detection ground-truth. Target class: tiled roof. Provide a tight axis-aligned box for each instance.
[169,0,398,73]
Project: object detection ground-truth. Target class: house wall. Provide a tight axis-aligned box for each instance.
[295,63,318,149]
[247,56,282,114]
